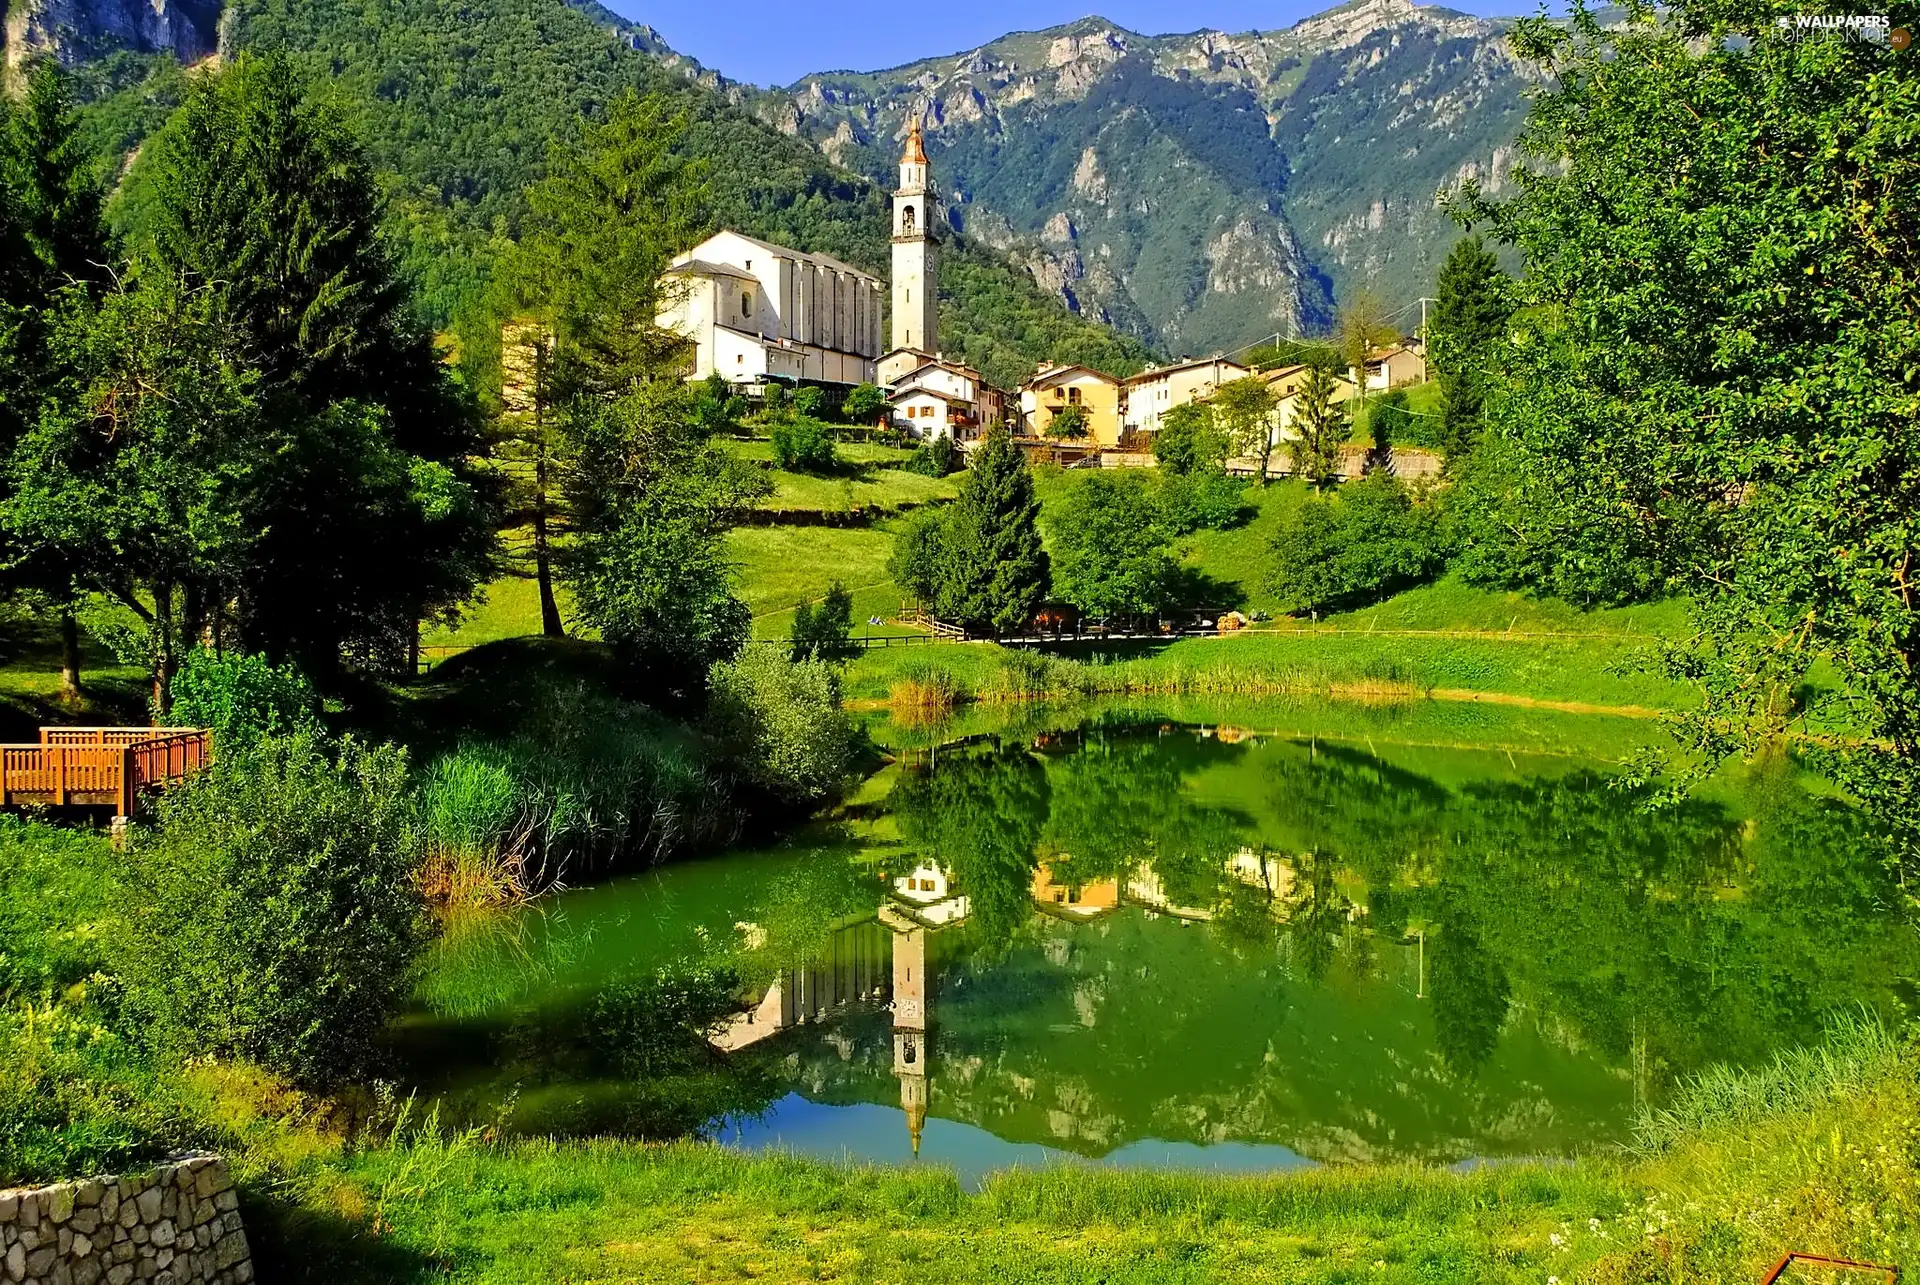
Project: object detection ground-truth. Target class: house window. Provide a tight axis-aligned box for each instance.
[1068,387,1082,404]
[741,292,751,317]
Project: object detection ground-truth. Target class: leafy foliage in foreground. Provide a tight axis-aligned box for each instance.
[1454,0,1920,862]
[118,732,423,1088]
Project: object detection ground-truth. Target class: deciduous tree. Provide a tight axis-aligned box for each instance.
[1212,376,1278,486]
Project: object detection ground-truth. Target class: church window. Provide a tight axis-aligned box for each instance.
[741,292,751,317]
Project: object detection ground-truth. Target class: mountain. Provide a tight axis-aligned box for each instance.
[1,0,1152,388]
[746,0,1532,354]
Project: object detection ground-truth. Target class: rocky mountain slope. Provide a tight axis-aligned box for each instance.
[2,0,224,75]
[750,0,1533,354]
[2,0,1151,387]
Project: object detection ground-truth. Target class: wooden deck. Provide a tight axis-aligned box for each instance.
[0,727,212,814]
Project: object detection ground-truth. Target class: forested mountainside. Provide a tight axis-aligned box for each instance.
[2,0,1152,387]
[753,0,1532,353]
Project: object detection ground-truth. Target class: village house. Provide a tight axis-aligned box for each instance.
[657,228,884,389]
[1120,356,1250,442]
[883,354,1007,441]
[1019,363,1125,446]
[1352,343,1427,392]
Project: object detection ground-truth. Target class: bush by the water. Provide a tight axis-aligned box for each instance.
[417,679,727,899]
[167,648,318,745]
[117,731,424,1088]
[705,644,855,803]
[1267,471,1449,614]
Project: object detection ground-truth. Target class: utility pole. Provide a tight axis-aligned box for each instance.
[1416,297,1437,348]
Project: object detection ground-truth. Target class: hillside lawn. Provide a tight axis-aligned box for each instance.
[719,436,961,515]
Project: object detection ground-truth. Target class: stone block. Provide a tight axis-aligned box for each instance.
[74,1184,102,1210]
[5,1241,23,1282]
[70,1234,92,1260]
[72,1257,102,1285]
[0,1194,18,1222]
[46,1187,74,1224]
[151,1251,170,1274]
[25,1245,56,1276]
[149,1223,174,1251]
[106,1267,132,1285]
[231,1262,250,1285]
[210,1237,245,1273]
[16,1229,40,1254]
[129,1227,146,1247]
[207,1197,233,1218]
[132,1192,159,1227]
[57,1229,71,1256]
[157,1193,174,1223]
[68,1212,97,1238]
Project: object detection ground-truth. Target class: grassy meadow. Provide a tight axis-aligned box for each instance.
[235,1019,1920,1284]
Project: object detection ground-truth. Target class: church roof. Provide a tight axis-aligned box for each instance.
[674,231,881,285]
[665,258,758,282]
[901,121,928,165]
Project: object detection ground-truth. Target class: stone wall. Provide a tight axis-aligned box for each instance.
[1,1155,253,1285]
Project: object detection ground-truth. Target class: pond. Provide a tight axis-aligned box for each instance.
[399,700,1920,1187]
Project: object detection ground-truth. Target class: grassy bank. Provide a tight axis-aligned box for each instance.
[847,629,1694,714]
[242,1019,1918,1284]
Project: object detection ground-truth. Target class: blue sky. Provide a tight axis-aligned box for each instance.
[606,0,1534,88]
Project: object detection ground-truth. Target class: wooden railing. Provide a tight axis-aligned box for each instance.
[0,727,213,814]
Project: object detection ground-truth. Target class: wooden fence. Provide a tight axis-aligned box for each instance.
[0,727,212,814]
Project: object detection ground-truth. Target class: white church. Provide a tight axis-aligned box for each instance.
[660,124,1001,439]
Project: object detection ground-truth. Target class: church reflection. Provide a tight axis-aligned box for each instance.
[713,846,1325,1154]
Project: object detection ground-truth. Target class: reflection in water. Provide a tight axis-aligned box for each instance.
[406,714,1920,1172]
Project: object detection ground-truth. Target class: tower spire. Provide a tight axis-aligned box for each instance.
[902,120,928,166]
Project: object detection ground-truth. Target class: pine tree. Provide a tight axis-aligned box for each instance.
[124,52,494,679]
[1286,364,1350,489]
[936,428,1049,636]
[1429,236,1512,463]
[2,61,110,701]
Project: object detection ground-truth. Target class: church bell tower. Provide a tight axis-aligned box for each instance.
[891,121,939,356]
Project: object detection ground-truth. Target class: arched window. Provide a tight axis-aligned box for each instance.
[901,205,916,235]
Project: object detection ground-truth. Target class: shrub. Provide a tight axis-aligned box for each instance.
[0,1005,171,1186]
[887,506,949,605]
[705,644,854,803]
[789,583,857,664]
[903,434,955,476]
[117,730,424,1088]
[167,648,318,746]
[1158,470,1246,535]
[769,414,838,472]
[1267,471,1449,614]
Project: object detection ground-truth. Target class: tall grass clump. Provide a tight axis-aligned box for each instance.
[889,663,966,723]
[417,680,735,903]
[414,748,538,908]
[1633,1009,1909,1153]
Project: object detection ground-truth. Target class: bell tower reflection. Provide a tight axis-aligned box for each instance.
[888,912,930,1155]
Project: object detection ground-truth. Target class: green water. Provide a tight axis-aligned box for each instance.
[403,702,1920,1183]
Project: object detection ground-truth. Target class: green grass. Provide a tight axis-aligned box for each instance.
[843,630,1692,712]
[719,437,961,515]
[424,574,584,651]
[240,1019,1920,1284]
[0,612,153,736]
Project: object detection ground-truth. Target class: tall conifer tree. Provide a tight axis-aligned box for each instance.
[1428,236,1511,463]
[936,428,1049,635]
